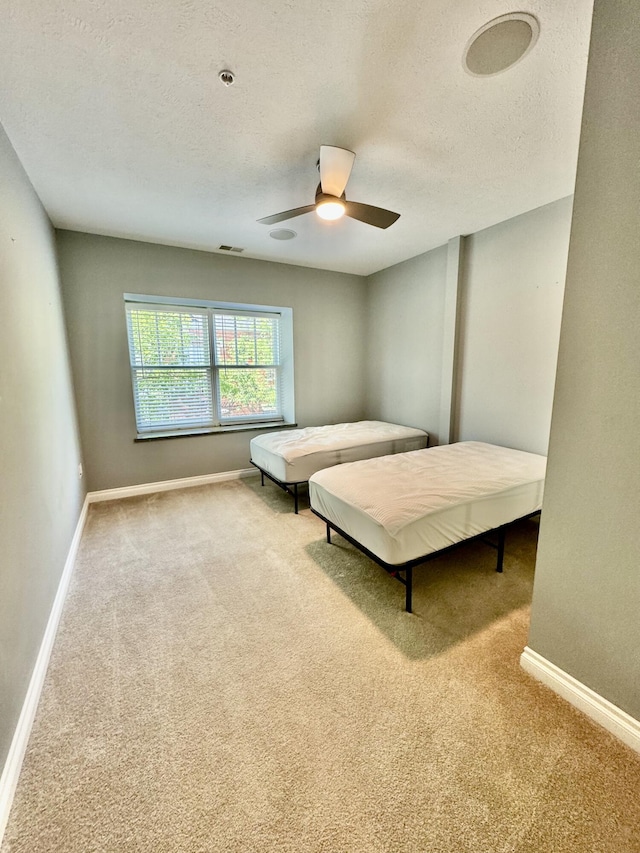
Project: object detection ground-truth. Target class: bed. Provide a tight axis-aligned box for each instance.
[308,441,546,611]
[250,420,429,513]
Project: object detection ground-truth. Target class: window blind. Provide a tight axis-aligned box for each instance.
[213,313,281,422]
[125,301,285,434]
[126,305,213,432]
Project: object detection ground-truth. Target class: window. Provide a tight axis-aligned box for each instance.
[124,295,294,437]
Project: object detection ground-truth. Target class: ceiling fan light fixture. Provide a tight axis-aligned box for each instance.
[257,147,399,229]
[316,198,346,221]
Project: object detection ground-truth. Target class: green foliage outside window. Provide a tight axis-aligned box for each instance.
[127,306,281,430]
[218,368,277,417]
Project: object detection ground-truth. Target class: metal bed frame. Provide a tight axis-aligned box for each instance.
[251,460,307,514]
[310,508,541,612]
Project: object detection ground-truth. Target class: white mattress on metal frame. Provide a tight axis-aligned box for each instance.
[249,421,429,484]
[308,441,546,565]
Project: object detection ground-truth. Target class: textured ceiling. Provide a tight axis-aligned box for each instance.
[0,0,593,275]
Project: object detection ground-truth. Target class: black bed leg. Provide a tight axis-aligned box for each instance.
[326,524,332,544]
[260,471,264,487]
[496,527,505,573]
[294,483,299,514]
[405,567,413,613]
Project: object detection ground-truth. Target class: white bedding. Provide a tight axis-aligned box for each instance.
[250,421,428,483]
[308,441,546,565]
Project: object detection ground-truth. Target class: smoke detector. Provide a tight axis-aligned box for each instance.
[218,70,235,87]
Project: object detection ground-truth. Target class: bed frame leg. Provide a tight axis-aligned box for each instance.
[405,567,413,613]
[326,524,332,544]
[497,527,505,573]
[260,471,264,487]
[293,483,299,514]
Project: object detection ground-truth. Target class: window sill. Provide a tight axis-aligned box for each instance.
[134,422,297,442]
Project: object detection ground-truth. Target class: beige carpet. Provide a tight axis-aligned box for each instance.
[3,479,640,852]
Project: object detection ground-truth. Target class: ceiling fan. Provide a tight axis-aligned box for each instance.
[257,145,400,229]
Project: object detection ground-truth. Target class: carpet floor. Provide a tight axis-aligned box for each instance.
[2,478,640,852]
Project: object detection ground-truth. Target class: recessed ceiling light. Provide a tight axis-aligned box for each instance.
[269,229,297,240]
[463,13,539,77]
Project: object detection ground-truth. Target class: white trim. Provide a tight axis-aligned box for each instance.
[520,646,640,755]
[0,495,90,845]
[123,291,286,316]
[87,467,258,503]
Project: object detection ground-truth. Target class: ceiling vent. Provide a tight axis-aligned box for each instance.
[463,13,539,77]
[218,245,244,253]
[269,229,297,240]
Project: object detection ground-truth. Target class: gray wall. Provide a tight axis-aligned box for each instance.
[365,246,448,441]
[57,231,368,491]
[61,197,571,492]
[0,127,84,769]
[364,198,571,454]
[456,198,572,455]
[528,0,640,718]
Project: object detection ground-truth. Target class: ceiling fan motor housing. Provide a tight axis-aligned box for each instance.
[315,186,346,204]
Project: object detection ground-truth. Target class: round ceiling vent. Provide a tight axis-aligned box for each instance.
[463,13,539,77]
[269,229,297,240]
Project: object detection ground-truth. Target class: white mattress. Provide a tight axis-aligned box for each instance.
[308,441,546,565]
[250,421,429,483]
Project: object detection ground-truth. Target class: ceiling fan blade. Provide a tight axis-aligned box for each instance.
[257,205,316,225]
[344,201,400,229]
[319,145,356,198]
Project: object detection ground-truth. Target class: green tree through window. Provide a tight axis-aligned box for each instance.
[126,302,283,434]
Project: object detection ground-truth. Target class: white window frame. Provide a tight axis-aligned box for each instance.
[124,293,295,438]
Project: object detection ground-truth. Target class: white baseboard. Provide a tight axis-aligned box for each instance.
[0,494,90,845]
[520,646,640,755]
[88,466,258,503]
